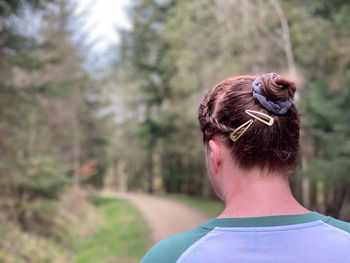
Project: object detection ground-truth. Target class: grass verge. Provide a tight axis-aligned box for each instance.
[74,196,149,263]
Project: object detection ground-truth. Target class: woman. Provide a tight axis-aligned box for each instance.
[141,73,350,263]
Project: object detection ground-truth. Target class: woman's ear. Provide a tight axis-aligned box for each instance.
[208,139,221,173]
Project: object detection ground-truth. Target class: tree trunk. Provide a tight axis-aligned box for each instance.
[316,180,326,213]
[147,147,154,194]
[301,155,311,208]
[270,0,296,76]
[338,188,350,221]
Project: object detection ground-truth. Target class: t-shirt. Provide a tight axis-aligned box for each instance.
[140,212,350,263]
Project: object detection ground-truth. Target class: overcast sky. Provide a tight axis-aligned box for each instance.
[76,0,131,52]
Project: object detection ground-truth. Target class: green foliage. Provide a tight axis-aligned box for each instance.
[0,223,71,263]
[0,192,149,263]
[0,0,115,260]
[0,189,99,263]
[0,0,52,17]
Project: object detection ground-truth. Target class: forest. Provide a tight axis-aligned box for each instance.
[0,0,349,262]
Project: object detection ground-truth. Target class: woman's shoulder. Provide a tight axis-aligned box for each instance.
[140,225,212,263]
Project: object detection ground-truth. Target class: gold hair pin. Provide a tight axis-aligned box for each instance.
[229,110,274,142]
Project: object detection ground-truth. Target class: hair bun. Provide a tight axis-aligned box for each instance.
[260,73,296,100]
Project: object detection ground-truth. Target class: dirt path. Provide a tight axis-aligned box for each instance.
[102,192,210,245]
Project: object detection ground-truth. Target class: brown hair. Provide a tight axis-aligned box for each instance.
[198,74,300,172]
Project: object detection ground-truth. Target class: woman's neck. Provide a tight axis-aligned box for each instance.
[217,171,310,218]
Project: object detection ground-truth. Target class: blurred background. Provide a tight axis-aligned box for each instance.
[0,0,349,262]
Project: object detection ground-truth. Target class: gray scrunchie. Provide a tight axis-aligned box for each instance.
[252,73,294,115]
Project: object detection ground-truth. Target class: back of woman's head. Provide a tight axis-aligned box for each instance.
[198,73,300,173]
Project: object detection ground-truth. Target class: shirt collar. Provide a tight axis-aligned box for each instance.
[202,212,330,229]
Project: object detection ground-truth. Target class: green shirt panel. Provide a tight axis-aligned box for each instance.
[326,217,350,233]
[140,226,212,263]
